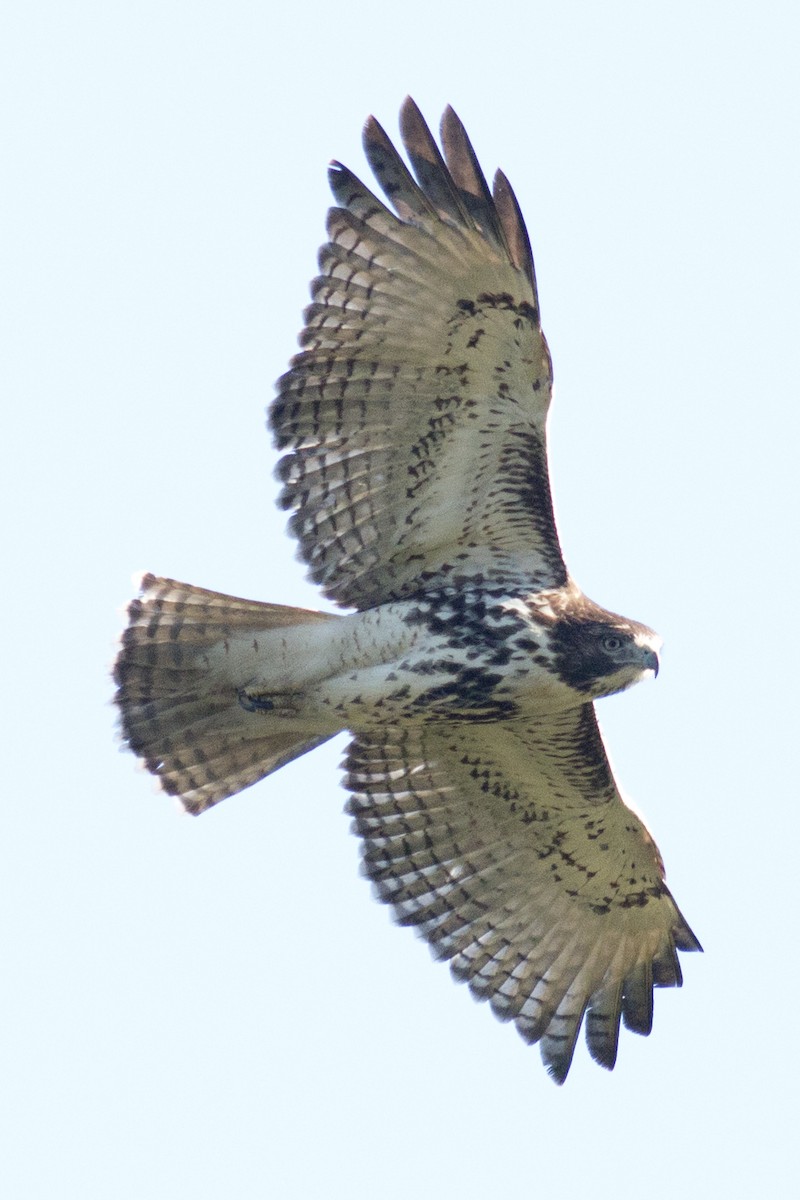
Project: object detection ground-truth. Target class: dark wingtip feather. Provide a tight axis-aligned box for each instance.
[398,96,473,229]
[493,169,537,295]
[362,113,435,223]
[541,1021,584,1085]
[585,991,623,1071]
[675,919,703,954]
[439,104,509,251]
[327,159,377,211]
[621,961,655,1036]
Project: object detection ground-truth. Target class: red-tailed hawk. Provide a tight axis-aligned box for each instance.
[114,98,700,1083]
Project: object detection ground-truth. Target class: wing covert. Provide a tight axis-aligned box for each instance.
[343,706,699,1083]
[270,98,563,609]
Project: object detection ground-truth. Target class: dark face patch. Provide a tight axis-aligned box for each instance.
[547,618,638,693]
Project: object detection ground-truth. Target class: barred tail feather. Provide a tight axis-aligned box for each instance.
[114,574,337,814]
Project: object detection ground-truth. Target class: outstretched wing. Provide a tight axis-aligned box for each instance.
[343,706,700,1083]
[270,98,563,610]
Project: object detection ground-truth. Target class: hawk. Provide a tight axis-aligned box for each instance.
[114,98,700,1083]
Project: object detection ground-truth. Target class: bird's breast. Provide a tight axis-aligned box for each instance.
[306,591,580,725]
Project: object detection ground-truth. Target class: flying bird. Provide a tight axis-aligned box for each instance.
[114,98,700,1083]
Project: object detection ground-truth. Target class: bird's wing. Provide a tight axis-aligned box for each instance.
[343,705,700,1082]
[271,98,564,610]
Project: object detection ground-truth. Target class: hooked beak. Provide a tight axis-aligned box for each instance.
[643,648,660,677]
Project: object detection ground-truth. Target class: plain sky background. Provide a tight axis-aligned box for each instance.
[4,3,799,1197]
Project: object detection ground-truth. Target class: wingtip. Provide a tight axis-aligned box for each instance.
[439,103,465,148]
[399,94,420,119]
[677,924,704,954]
[397,95,426,142]
[543,1056,571,1086]
[361,112,386,151]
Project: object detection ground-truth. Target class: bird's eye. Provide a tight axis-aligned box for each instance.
[602,635,623,652]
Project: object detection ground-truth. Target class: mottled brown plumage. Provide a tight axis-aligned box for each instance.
[114,99,699,1083]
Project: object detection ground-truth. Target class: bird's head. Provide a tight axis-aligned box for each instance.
[527,591,662,700]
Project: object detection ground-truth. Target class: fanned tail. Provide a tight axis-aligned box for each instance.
[113,574,338,814]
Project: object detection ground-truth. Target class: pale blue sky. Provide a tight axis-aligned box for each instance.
[4,3,799,1197]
